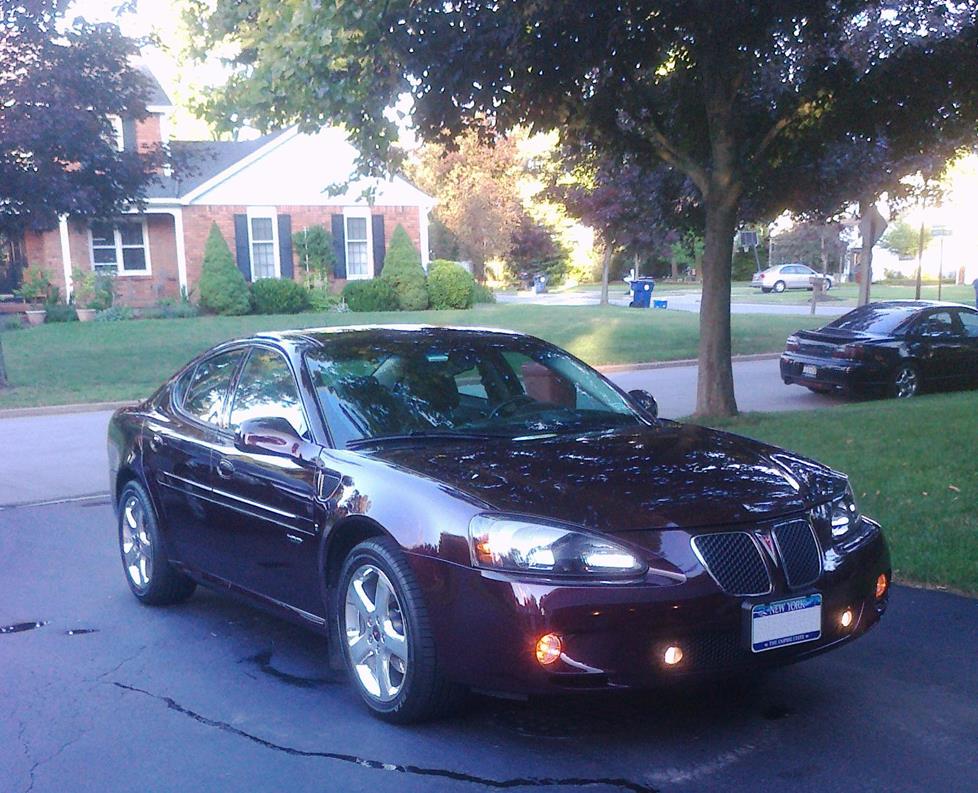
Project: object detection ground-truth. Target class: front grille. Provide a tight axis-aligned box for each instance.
[773,519,822,588]
[692,532,770,596]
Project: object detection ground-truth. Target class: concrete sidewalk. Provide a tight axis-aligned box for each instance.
[0,358,846,508]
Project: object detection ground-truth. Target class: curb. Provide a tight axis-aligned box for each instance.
[0,353,784,419]
[596,352,781,374]
[0,400,138,420]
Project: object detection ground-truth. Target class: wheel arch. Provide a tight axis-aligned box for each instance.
[320,514,394,600]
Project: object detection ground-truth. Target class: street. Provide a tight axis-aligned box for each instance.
[0,358,845,508]
[1,499,976,793]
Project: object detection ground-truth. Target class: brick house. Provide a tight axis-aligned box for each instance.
[22,74,435,308]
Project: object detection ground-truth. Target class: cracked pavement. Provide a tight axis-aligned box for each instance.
[2,500,977,793]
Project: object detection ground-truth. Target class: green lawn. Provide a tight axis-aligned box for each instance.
[0,304,823,409]
[731,281,976,306]
[703,391,978,594]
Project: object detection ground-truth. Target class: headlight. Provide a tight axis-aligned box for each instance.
[468,515,647,577]
[829,483,861,538]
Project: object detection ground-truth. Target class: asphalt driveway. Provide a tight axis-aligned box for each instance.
[1,499,976,792]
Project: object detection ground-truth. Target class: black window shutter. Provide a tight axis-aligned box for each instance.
[277,214,293,279]
[371,215,386,277]
[233,214,252,282]
[331,214,347,279]
[122,117,137,151]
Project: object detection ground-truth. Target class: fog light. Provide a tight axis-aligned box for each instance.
[840,608,854,629]
[663,645,684,666]
[876,573,889,600]
[535,633,562,665]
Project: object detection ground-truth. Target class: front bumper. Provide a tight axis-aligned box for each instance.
[407,523,890,695]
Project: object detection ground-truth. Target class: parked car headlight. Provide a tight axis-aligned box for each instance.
[468,515,647,577]
[829,483,861,538]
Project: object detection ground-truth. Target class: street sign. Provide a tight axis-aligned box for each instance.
[859,205,888,247]
[931,224,952,237]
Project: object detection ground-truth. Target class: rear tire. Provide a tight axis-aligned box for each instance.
[338,538,464,723]
[118,480,196,605]
[773,280,787,293]
[761,287,772,294]
[889,363,920,399]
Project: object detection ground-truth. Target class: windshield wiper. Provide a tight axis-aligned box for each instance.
[347,431,496,449]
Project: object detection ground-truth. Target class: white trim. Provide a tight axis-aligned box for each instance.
[180,127,300,204]
[58,216,73,302]
[88,217,152,277]
[419,207,430,270]
[107,115,125,152]
[146,104,173,114]
[246,207,280,280]
[342,207,373,280]
[171,208,188,294]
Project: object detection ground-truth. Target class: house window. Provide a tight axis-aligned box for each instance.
[247,211,279,279]
[90,220,150,275]
[345,215,370,278]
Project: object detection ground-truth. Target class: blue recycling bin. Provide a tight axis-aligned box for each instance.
[628,278,655,308]
[533,274,548,294]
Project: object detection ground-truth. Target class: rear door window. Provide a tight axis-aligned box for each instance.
[955,310,978,338]
[182,349,245,426]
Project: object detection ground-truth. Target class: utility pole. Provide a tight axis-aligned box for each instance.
[858,200,887,307]
[914,213,926,300]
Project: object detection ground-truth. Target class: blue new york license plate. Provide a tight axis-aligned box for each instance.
[751,593,822,653]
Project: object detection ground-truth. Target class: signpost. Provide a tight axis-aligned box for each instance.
[858,202,888,306]
[932,224,952,301]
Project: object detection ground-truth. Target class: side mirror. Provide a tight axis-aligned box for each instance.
[628,389,658,420]
[235,417,320,464]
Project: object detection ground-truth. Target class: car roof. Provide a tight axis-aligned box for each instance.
[864,300,971,311]
[253,324,531,348]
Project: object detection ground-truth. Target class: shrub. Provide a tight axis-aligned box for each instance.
[198,223,251,315]
[2,315,24,331]
[15,265,53,304]
[293,225,336,278]
[250,278,311,314]
[90,271,115,311]
[427,260,476,309]
[473,282,496,304]
[380,225,429,310]
[142,298,200,319]
[44,303,78,322]
[94,306,135,322]
[342,279,399,312]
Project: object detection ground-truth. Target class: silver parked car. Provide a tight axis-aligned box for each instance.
[752,263,834,293]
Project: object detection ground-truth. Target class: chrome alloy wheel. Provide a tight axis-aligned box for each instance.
[121,495,154,589]
[344,564,409,702]
[893,366,919,398]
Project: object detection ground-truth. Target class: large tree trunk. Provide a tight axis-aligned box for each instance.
[858,198,873,307]
[599,244,611,306]
[695,200,738,417]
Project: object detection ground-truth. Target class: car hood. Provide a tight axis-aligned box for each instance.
[357,423,846,532]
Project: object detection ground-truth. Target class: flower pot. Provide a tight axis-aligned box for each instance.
[76,308,97,322]
[25,309,47,326]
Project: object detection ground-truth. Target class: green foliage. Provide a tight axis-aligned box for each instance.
[881,219,931,259]
[380,225,429,310]
[198,223,251,315]
[14,266,53,304]
[94,306,135,322]
[342,279,399,312]
[308,287,342,313]
[250,278,311,315]
[44,303,78,323]
[427,260,475,309]
[69,268,114,310]
[142,298,200,320]
[293,225,335,277]
[1,315,24,332]
[472,282,497,304]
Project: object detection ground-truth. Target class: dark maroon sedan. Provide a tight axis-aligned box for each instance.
[108,326,891,721]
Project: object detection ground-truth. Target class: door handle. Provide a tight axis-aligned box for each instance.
[216,459,235,479]
[148,433,163,453]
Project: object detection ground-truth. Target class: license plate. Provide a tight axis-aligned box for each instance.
[802,364,817,377]
[751,594,822,653]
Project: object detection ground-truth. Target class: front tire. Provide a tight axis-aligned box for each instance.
[773,280,787,293]
[118,481,196,605]
[890,363,920,399]
[761,287,772,294]
[338,538,463,723]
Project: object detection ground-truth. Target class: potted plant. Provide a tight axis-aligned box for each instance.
[71,268,98,321]
[15,266,53,325]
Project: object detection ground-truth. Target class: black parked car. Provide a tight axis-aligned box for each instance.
[109,326,891,721]
[781,300,978,398]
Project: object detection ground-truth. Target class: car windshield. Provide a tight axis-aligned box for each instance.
[304,331,645,447]
[823,304,915,334]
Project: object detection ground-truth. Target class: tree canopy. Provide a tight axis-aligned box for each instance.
[189,0,978,415]
[0,1,168,235]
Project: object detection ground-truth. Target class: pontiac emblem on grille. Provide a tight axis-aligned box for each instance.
[756,532,778,562]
